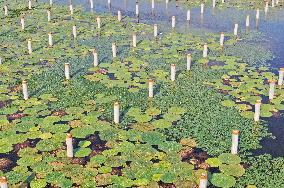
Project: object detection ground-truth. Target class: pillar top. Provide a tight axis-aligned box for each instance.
[256,99,262,104]
[200,173,207,179]
[149,79,154,83]
[114,101,119,106]
[268,79,276,83]
[232,130,240,135]
[0,176,7,183]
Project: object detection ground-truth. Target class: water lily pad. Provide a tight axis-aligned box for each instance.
[211,173,236,188]
[221,100,235,107]
[206,158,222,167]
[145,107,161,116]
[220,164,245,177]
[152,119,172,129]
[218,153,241,165]
[75,147,92,158]
[78,141,91,148]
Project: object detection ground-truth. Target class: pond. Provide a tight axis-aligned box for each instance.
[1,0,284,187]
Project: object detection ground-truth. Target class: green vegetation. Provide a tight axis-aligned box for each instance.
[0,0,283,187]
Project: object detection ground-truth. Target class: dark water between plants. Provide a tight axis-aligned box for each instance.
[42,0,284,157]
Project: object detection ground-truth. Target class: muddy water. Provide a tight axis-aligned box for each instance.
[43,0,284,156]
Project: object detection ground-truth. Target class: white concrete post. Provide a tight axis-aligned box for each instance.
[4,5,8,16]
[246,15,250,28]
[48,32,53,47]
[28,39,32,54]
[93,49,98,67]
[254,100,261,122]
[265,2,269,14]
[90,0,94,9]
[72,25,77,38]
[154,24,158,38]
[148,79,154,98]
[231,130,240,155]
[201,3,205,14]
[0,177,8,188]
[278,68,284,86]
[28,0,32,10]
[187,54,192,70]
[132,33,137,47]
[187,10,191,21]
[220,32,225,46]
[135,3,139,17]
[234,23,238,36]
[151,0,155,10]
[66,133,73,157]
[203,44,208,58]
[256,9,260,20]
[47,10,51,22]
[112,43,117,58]
[114,102,120,124]
[212,0,216,7]
[21,17,25,30]
[118,10,122,22]
[269,80,276,100]
[97,17,101,29]
[65,63,70,80]
[172,16,176,28]
[69,4,73,15]
[22,80,29,100]
[170,64,176,81]
[199,173,207,188]
[50,0,53,6]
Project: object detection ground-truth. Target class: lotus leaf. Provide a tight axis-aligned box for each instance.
[221,100,235,107]
[46,172,73,188]
[36,139,62,152]
[218,153,241,165]
[206,158,223,167]
[74,147,92,158]
[141,132,166,145]
[71,126,95,138]
[127,107,142,117]
[30,179,47,188]
[158,141,182,153]
[211,173,236,188]
[160,172,177,183]
[220,164,245,177]
[90,155,107,166]
[134,114,153,123]
[152,119,172,129]
[145,107,161,116]
[78,140,91,148]
[98,166,112,174]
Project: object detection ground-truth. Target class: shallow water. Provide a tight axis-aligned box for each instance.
[43,0,284,156]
